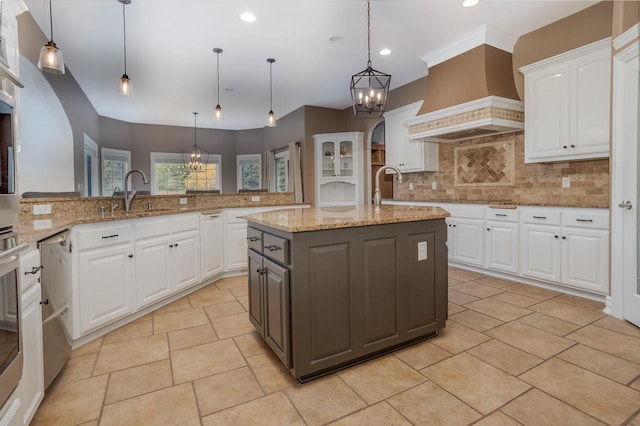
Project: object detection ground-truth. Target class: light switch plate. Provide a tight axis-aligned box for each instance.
[251,196,261,202]
[179,198,187,205]
[432,181,437,190]
[33,204,52,215]
[409,183,414,190]
[418,241,428,261]
[562,176,570,188]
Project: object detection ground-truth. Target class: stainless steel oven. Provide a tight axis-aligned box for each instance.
[0,230,25,408]
[0,92,17,232]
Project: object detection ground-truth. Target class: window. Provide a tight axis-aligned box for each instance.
[101,148,131,196]
[150,152,221,195]
[236,154,262,191]
[274,150,289,192]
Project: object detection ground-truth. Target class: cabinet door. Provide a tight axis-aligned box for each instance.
[452,218,484,266]
[173,230,201,291]
[134,236,172,309]
[573,49,611,157]
[264,258,291,368]
[521,224,562,282]
[247,250,264,335]
[201,214,223,279]
[485,222,520,274]
[561,228,609,293]
[20,284,44,425]
[524,64,571,162]
[224,222,248,271]
[78,244,134,334]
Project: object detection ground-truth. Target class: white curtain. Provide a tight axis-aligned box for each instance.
[288,142,303,203]
[265,150,276,192]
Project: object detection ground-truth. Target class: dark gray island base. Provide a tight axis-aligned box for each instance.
[245,205,449,382]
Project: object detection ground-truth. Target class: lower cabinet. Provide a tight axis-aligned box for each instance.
[521,224,562,283]
[19,249,44,426]
[135,234,172,308]
[201,213,223,280]
[485,221,520,274]
[450,218,484,266]
[224,222,249,271]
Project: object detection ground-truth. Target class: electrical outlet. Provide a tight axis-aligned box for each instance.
[251,196,261,202]
[33,204,52,215]
[432,181,437,190]
[77,183,83,191]
[562,176,570,188]
[33,219,52,230]
[409,183,414,190]
[179,198,187,205]
[418,241,428,261]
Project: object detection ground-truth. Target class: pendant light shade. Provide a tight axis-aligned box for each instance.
[182,112,210,172]
[117,0,132,96]
[213,48,223,120]
[37,0,65,74]
[350,0,390,118]
[266,58,276,127]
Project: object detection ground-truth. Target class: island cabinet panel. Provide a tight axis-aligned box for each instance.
[247,215,448,381]
[362,237,399,346]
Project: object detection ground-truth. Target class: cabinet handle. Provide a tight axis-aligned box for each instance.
[486,228,490,231]
[256,267,266,275]
[174,243,179,247]
[210,215,219,219]
[264,245,281,252]
[571,144,575,148]
[495,213,507,217]
[562,236,567,240]
[563,146,568,149]
[448,224,452,227]
[453,224,456,227]
[575,219,593,223]
[24,265,43,275]
[169,244,174,248]
[101,234,119,239]
[247,236,260,242]
[40,299,49,305]
[554,235,559,239]
[533,216,547,219]
[128,254,134,258]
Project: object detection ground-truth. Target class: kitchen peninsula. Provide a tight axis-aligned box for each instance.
[245,204,449,381]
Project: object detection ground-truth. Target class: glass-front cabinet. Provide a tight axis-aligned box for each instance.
[314,132,363,207]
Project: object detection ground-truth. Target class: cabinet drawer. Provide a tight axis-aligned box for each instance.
[247,227,263,252]
[76,224,133,251]
[563,211,608,230]
[171,214,200,233]
[485,208,519,222]
[263,233,289,265]
[521,210,562,225]
[134,217,171,240]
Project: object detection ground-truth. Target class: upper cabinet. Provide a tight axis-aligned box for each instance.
[314,132,364,207]
[521,38,611,163]
[384,101,438,173]
[0,0,27,96]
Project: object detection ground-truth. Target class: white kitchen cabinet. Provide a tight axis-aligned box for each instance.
[172,228,200,291]
[485,221,520,274]
[225,222,250,271]
[384,101,438,173]
[314,132,364,206]
[521,224,562,283]
[561,228,609,294]
[77,242,135,335]
[134,234,172,309]
[522,38,611,163]
[201,213,223,280]
[19,249,43,426]
[451,218,484,266]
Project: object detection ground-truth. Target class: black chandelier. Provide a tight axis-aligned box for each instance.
[182,112,210,172]
[350,0,391,118]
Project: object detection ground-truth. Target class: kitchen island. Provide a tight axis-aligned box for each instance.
[245,204,450,381]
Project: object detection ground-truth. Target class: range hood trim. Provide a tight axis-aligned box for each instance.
[406,96,524,143]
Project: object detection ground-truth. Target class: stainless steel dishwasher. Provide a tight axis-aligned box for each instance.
[38,229,72,389]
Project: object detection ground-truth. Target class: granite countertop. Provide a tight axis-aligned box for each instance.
[244,205,450,233]
[385,199,608,208]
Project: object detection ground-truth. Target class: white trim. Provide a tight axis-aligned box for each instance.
[610,40,640,320]
[420,25,517,68]
[383,100,424,120]
[236,153,262,191]
[406,96,523,126]
[613,23,639,51]
[100,147,131,196]
[519,38,611,74]
[83,134,99,197]
[274,149,290,192]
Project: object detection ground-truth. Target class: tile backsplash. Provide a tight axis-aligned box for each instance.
[396,132,609,208]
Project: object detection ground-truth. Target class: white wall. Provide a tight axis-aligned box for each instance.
[18,55,74,194]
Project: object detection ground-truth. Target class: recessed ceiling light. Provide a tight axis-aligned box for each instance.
[240,12,256,22]
[379,48,391,56]
[462,0,479,7]
[329,36,343,44]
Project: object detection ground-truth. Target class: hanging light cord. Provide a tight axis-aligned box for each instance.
[269,61,273,110]
[122,1,127,75]
[48,0,54,41]
[193,112,197,146]
[366,0,371,68]
[216,52,220,105]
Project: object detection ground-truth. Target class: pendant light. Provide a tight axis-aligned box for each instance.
[182,112,210,172]
[213,48,223,120]
[266,58,276,127]
[117,0,132,96]
[350,0,391,118]
[37,0,65,74]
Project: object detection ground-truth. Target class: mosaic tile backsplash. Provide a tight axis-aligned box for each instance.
[397,132,609,208]
[454,140,515,186]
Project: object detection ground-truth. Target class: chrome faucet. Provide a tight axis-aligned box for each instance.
[373,165,402,207]
[124,170,149,211]
[110,186,121,212]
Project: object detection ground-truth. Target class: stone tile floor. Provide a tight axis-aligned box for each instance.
[32,268,640,425]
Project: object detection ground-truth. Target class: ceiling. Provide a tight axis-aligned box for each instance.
[24,0,597,130]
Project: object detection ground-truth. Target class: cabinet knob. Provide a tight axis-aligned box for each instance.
[486,228,490,231]
[40,299,49,305]
[554,235,559,239]
[563,146,568,149]
[570,144,575,148]
[169,244,174,248]
[264,245,280,252]
[175,243,179,247]
[128,254,134,258]
[562,236,567,240]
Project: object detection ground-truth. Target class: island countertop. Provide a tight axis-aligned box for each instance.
[244,204,450,233]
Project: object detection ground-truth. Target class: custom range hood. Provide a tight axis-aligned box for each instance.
[408,45,524,143]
